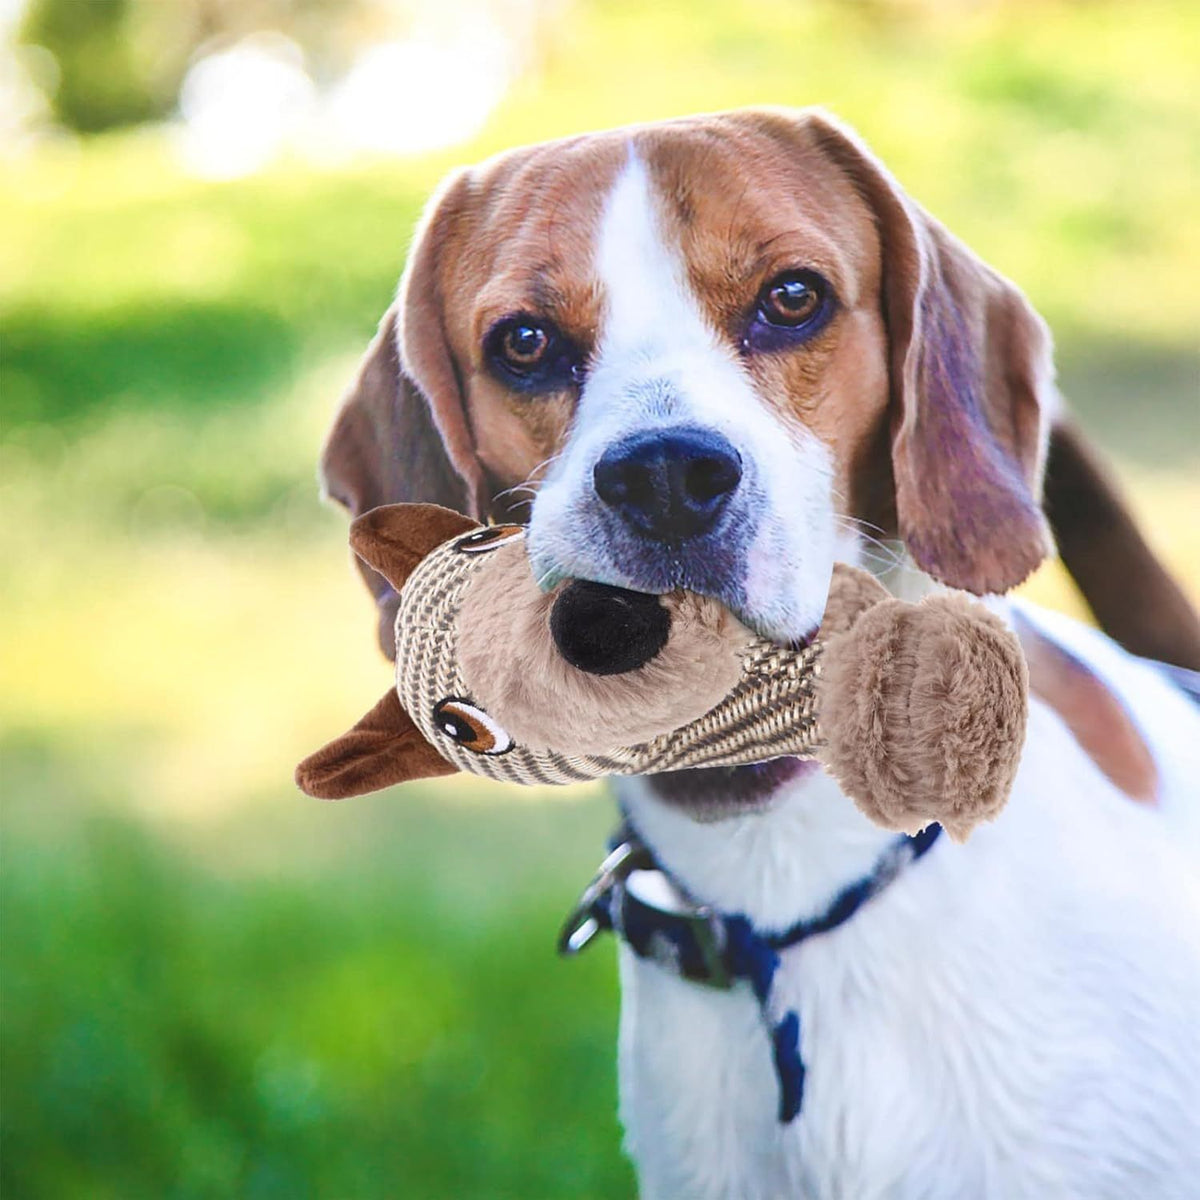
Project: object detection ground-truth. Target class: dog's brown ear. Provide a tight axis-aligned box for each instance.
[395,169,487,515]
[320,305,479,655]
[321,302,481,525]
[320,172,487,655]
[295,689,456,799]
[809,113,1053,595]
[350,503,477,592]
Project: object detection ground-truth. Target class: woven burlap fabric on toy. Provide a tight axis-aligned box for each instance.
[394,533,823,786]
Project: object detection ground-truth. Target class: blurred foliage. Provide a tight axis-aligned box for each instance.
[1,1,1198,1196]
[20,0,184,132]
[17,0,378,133]
[0,148,434,427]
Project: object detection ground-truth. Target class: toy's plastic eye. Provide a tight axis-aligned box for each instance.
[432,698,514,755]
[454,525,524,554]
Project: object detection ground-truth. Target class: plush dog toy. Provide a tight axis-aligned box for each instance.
[297,504,1029,841]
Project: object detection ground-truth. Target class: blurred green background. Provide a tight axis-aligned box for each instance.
[2,1,1198,1196]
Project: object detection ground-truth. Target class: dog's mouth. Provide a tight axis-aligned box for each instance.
[647,757,820,816]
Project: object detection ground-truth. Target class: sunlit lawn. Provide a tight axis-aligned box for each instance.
[2,772,629,1199]
[2,1,1198,1196]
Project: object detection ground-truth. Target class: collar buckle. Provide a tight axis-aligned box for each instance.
[557,840,733,987]
[557,839,645,957]
[681,901,733,989]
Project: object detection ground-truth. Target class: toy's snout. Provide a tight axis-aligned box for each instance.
[550,582,671,675]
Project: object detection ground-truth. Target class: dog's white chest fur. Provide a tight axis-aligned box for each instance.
[612,613,1200,1200]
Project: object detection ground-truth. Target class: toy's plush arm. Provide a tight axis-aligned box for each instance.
[816,587,1028,842]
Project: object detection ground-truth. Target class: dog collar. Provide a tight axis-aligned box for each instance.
[559,818,942,1123]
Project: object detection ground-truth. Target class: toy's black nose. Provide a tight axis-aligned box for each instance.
[593,428,742,541]
[550,581,670,675]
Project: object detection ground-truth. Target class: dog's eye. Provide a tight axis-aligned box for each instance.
[455,525,525,554]
[760,273,824,326]
[484,314,583,393]
[745,270,834,352]
[432,699,513,755]
[758,270,829,328]
[502,321,548,366]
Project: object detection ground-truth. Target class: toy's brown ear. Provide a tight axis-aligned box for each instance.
[349,503,478,592]
[295,689,457,799]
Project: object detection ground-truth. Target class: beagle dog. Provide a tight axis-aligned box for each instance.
[319,109,1200,1198]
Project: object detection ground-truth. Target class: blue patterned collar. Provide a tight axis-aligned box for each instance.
[560,819,943,1123]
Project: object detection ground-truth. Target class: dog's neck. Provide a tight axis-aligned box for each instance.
[617,770,898,930]
[617,542,949,931]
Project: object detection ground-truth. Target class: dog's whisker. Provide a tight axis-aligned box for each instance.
[828,492,894,544]
[840,524,902,557]
[834,511,898,543]
[491,452,572,518]
[528,451,566,480]
[839,514,893,540]
[492,483,539,504]
[855,542,904,572]
[835,517,905,574]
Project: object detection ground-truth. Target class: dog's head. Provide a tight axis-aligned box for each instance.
[323,107,1053,652]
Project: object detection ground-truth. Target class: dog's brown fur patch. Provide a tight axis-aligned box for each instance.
[1016,614,1159,804]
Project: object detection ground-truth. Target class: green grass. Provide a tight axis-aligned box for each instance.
[1,1,1198,1195]
[2,749,632,1200]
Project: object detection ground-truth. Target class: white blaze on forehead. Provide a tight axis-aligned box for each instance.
[594,149,717,364]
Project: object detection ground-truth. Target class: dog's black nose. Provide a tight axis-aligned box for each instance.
[593,428,742,541]
[550,581,670,675]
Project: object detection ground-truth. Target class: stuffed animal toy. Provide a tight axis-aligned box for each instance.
[296,504,1029,841]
